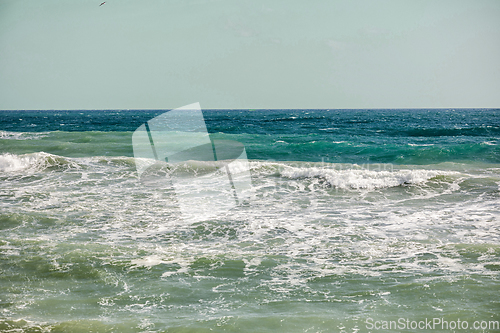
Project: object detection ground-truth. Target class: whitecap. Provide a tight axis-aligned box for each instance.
[279,165,455,190]
[0,152,80,173]
[0,130,49,140]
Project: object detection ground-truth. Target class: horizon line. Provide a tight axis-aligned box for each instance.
[1,107,498,112]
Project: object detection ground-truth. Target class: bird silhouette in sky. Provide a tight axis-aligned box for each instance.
[99,2,106,6]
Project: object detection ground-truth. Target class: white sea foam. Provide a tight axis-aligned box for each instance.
[2,151,498,330]
[279,165,454,190]
[130,255,167,268]
[0,152,80,173]
[408,143,434,146]
[0,130,49,140]
[0,153,36,172]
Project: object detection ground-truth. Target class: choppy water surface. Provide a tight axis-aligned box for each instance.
[1,109,499,332]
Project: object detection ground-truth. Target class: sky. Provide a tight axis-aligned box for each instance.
[0,0,499,110]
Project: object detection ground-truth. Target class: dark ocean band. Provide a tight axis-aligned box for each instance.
[1,109,499,164]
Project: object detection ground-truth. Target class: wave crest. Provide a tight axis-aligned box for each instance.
[0,131,49,140]
[279,165,454,190]
[0,152,81,173]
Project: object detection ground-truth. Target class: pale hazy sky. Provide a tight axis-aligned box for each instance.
[1,0,499,110]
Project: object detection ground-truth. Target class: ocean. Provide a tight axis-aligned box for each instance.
[1,109,499,332]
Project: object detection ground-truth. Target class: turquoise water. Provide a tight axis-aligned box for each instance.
[1,109,499,332]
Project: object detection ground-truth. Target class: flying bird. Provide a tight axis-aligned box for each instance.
[99,2,105,6]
